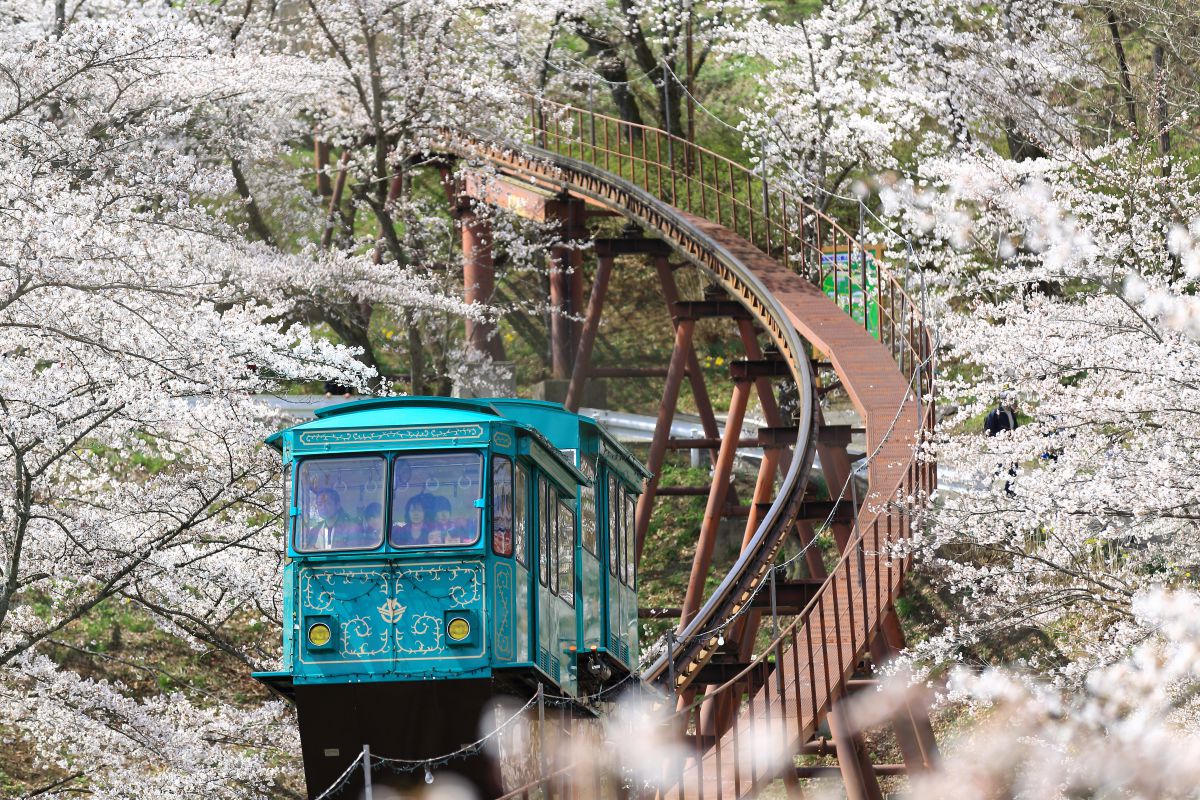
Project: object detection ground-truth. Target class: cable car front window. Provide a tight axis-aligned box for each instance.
[295,457,386,552]
[390,451,483,548]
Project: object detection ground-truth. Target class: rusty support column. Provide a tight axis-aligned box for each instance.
[883,610,940,770]
[795,520,827,580]
[635,318,696,561]
[654,257,721,453]
[817,416,856,553]
[737,318,792,476]
[461,206,505,362]
[569,203,587,355]
[696,441,781,737]
[679,379,751,627]
[868,621,929,776]
[549,252,571,380]
[549,199,586,379]
[564,254,614,412]
[827,696,884,800]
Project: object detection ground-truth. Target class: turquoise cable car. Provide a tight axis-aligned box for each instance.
[253,397,649,796]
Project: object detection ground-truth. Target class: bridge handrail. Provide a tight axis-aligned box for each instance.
[511,93,933,685]
[438,124,821,691]
[521,93,933,403]
[511,96,939,767]
[439,93,935,792]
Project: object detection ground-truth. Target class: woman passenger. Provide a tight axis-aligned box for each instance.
[392,493,434,546]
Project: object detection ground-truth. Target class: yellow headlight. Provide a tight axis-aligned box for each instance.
[308,622,332,647]
[447,617,471,642]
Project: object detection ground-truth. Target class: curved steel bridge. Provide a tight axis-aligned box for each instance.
[433,97,936,800]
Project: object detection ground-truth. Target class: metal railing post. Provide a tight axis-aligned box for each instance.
[362,744,373,800]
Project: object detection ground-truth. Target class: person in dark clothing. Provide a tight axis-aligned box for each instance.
[984,393,1019,436]
[324,380,353,398]
[984,393,1019,494]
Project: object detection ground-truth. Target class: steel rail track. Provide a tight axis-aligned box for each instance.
[434,131,819,693]
[434,94,935,798]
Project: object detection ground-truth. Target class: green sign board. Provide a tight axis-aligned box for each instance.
[821,247,881,340]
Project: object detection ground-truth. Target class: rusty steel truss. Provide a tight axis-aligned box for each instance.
[433,95,937,800]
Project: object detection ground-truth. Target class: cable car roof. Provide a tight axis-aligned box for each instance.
[265,396,610,484]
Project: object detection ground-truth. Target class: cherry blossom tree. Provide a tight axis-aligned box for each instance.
[717,0,1200,686]
[0,0,424,794]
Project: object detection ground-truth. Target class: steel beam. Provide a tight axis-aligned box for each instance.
[673,300,754,320]
[827,697,885,800]
[634,318,695,561]
[460,206,505,361]
[593,237,673,257]
[883,610,940,771]
[729,359,791,380]
[654,257,721,455]
[462,171,565,222]
[679,379,751,627]
[817,425,859,447]
[564,254,614,412]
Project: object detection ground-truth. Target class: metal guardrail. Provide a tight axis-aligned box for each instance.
[437,93,934,797]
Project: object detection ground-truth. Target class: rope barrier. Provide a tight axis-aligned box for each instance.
[307,694,541,798]
[312,751,365,800]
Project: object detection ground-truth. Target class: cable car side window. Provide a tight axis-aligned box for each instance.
[548,485,560,595]
[492,456,513,557]
[580,454,597,555]
[608,472,620,578]
[538,476,550,586]
[282,463,293,542]
[390,451,482,548]
[296,457,386,552]
[624,492,636,585]
[514,467,528,566]
[557,500,575,607]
